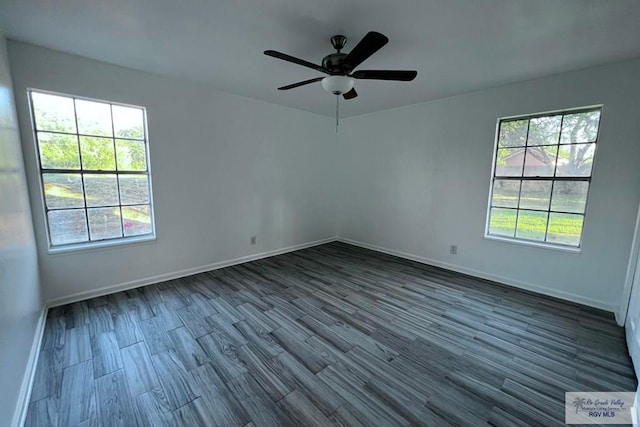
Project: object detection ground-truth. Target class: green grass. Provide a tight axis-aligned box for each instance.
[489,208,583,246]
[44,174,151,225]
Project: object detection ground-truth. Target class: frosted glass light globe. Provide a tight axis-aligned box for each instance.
[321,76,355,95]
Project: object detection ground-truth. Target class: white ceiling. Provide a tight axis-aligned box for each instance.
[1,0,639,118]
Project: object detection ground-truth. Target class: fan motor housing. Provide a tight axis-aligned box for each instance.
[322,53,349,74]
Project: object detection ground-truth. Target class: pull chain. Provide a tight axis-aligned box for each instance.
[335,95,339,133]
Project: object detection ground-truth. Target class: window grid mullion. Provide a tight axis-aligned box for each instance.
[39,169,148,175]
[513,119,531,238]
[543,114,565,242]
[494,176,590,181]
[110,104,125,239]
[488,206,587,216]
[72,97,91,242]
[47,203,150,211]
[35,128,145,143]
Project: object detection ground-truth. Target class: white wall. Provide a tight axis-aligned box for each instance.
[337,58,640,314]
[0,36,43,426]
[7,39,640,318]
[9,41,336,304]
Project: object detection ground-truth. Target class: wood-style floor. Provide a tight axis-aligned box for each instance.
[26,242,636,426]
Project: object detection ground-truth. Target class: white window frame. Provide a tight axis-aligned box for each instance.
[484,105,602,252]
[28,88,156,253]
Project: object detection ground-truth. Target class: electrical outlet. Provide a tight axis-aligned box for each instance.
[450,245,457,255]
[250,236,256,245]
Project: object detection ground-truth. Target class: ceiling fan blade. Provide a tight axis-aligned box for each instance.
[351,70,417,81]
[264,50,328,73]
[343,88,358,100]
[343,32,389,70]
[277,77,324,90]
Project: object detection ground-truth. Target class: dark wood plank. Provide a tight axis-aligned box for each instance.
[153,302,184,331]
[176,304,214,338]
[134,390,175,427]
[317,364,409,427]
[206,312,249,346]
[233,320,284,361]
[25,397,58,427]
[226,373,294,427]
[196,330,248,382]
[120,342,162,397]
[139,316,174,355]
[91,331,122,378]
[166,326,210,370]
[151,350,199,410]
[235,343,292,400]
[40,315,65,351]
[267,351,344,416]
[113,311,143,348]
[30,348,63,402]
[189,363,250,426]
[58,360,96,426]
[277,389,331,427]
[95,370,136,426]
[63,325,92,367]
[271,326,328,373]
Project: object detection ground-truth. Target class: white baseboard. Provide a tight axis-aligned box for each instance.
[337,237,617,314]
[12,305,48,427]
[47,237,337,308]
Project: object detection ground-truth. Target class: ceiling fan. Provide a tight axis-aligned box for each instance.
[264,31,417,100]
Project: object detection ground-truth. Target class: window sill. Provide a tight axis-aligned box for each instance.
[483,234,582,254]
[47,234,156,256]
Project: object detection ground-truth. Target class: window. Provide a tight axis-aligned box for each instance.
[29,90,155,249]
[486,107,601,248]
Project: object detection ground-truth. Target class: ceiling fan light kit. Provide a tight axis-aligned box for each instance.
[321,75,354,95]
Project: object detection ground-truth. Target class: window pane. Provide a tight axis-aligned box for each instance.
[31,92,77,133]
[551,181,589,214]
[43,173,84,209]
[523,146,557,177]
[88,207,122,240]
[556,143,595,177]
[122,205,152,236]
[119,175,149,204]
[498,119,528,147]
[76,99,113,137]
[491,179,520,208]
[560,110,601,144]
[519,180,552,210]
[112,105,144,139]
[489,208,516,237]
[84,174,119,207]
[547,213,583,246]
[37,132,80,169]
[79,136,116,170]
[30,91,154,248]
[527,115,561,146]
[48,209,88,245]
[495,148,524,176]
[116,139,147,171]
[515,210,548,241]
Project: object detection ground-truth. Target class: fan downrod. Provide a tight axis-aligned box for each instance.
[330,35,347,52]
